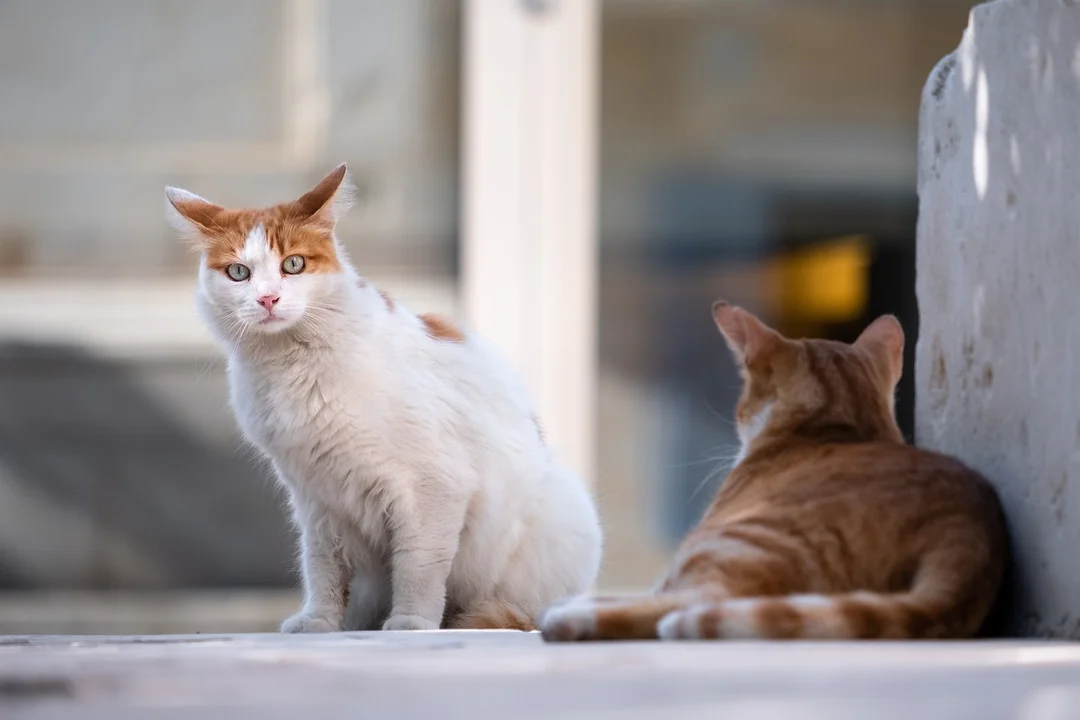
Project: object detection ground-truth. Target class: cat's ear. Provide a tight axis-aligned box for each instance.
[854,314,904,385]
[165,187,225,248]
[712,301,781,364]
[289,164,355,228]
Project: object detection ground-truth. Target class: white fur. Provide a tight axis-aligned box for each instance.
[165,187,213,245]
[788,594,833,609]
[716,597,766,639]
[171,187,603,632]
[733,402,773,466]
[656,599,759,640]
[657,606,705,640]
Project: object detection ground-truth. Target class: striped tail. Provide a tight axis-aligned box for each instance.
[450,600,537,632]
[656,591,957,640]
[541,565,995,641]
[657,550,999,640]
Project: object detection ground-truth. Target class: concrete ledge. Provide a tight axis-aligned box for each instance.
[2,632,1080,718]
[0,591,299,636]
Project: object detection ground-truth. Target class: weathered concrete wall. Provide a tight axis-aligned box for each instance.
[916,0,1080,638]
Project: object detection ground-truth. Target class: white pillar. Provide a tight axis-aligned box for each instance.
[461,0,599,485]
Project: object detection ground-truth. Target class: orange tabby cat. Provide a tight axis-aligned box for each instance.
[540,301,1007,641]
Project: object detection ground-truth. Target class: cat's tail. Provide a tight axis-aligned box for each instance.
[660,548,999,641]
[451,600,537,632]
[541,553,997,641]
[539,591,964,642]
[654,591,955,641]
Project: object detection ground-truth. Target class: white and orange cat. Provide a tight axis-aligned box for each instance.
[540,303,1006,641]
[165,165,602,632]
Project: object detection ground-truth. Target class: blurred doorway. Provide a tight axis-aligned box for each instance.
[593,0,973,590]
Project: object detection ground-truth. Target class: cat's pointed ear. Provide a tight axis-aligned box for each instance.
[712,301,781,364]
[854,314,905,385]
[289,164,355,228]
[165,187,225,248]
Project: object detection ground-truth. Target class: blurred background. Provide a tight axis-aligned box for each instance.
[0,0,973,634]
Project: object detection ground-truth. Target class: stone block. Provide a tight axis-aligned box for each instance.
[916,0,1080,638]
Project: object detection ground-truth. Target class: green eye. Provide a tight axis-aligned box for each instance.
[282,255,305,274]
[226,263,250,281]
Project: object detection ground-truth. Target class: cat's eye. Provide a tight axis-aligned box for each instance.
[225,263,250,282]
[282,255,305,275]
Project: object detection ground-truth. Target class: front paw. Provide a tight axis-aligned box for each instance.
[280,612,340,634]
[382,614,440,631]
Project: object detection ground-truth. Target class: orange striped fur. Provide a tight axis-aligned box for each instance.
[540,302,1006,642]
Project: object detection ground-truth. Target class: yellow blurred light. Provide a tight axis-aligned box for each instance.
[777,235,870,323]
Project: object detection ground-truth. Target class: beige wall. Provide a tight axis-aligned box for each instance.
[0,0,460,277]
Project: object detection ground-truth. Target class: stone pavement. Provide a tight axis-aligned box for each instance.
[3,631,1080,719]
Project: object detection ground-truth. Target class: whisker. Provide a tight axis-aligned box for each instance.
[668,452,737,470]
[195,354,220,382]
[701,397,734,425]
[687,446,740,503]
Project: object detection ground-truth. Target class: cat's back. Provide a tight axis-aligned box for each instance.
[663,440,1004,601]
[723,441,1002,529]
[698,440,1005,593]
[381,314,546,453]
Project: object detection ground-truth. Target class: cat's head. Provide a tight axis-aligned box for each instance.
[712,301,905,458]
[165,165,355,338]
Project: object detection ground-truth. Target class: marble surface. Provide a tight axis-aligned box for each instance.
[3,631,1080,719]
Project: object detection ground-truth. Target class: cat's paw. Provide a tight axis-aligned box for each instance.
[382,614,440,631]
[538,597,597,642]
[280,613,340,634]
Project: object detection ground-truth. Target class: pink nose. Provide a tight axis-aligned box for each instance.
[257,294,280,312]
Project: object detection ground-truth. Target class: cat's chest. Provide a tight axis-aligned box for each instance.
[229,357,356,453]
